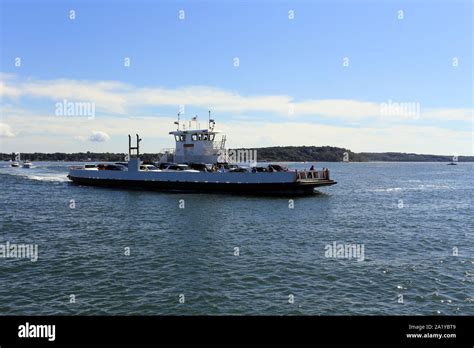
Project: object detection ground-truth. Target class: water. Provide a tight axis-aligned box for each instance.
[0,162,472,315]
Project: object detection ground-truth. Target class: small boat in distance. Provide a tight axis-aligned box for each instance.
[22,161,33,168]
[447,162,457,165]
[68,116,337,195]
[11,152,20,167]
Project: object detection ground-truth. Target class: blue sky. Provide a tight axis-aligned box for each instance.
[0,0,472,155]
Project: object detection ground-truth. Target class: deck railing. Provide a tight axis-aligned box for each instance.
[296,170,329,180]
[159,148,175,154]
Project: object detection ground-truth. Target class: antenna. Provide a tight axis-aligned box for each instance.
[174,112,180,130]
[208,110,215,131]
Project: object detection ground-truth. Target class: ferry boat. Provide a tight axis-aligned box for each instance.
[67,117,336,194]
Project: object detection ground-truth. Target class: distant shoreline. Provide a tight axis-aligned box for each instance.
[3,160,472,164]
[2,146,472,163]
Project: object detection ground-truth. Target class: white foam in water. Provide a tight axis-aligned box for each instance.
[0,166,69,182]
[27,174,69,182]
[369,187,403,192]
[367,184,452,193]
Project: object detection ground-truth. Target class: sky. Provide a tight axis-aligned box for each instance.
[0,0,472,155]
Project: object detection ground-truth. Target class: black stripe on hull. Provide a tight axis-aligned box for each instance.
[67,176,337,195]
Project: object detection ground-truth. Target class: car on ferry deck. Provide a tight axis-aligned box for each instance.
[161,163,200,172]
[140,164,161,171]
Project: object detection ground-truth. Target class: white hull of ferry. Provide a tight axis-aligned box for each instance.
[68,169,336,195]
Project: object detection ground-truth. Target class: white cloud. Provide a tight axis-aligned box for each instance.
[0,77,129,114]
[1,74,472,155]
[0,123,15,137]
[1,74,472,122]
[89,131,110,142]
[0,112,472,155]
[423,108,474,122]
[74,135,87,142]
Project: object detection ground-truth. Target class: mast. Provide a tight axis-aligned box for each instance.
[128,134,141,158]
[136,134,142,157]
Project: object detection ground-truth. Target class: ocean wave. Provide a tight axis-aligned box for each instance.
[365,184,453,193]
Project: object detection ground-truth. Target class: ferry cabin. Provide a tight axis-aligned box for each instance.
[169,128,225,164]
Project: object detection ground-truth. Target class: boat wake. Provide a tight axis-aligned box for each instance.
[26,174,69,182]
[0,167,69,183]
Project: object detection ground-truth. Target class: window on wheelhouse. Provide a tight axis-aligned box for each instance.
[180,134,186,142]
[209,134,215,141]
[191,134,198,141]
